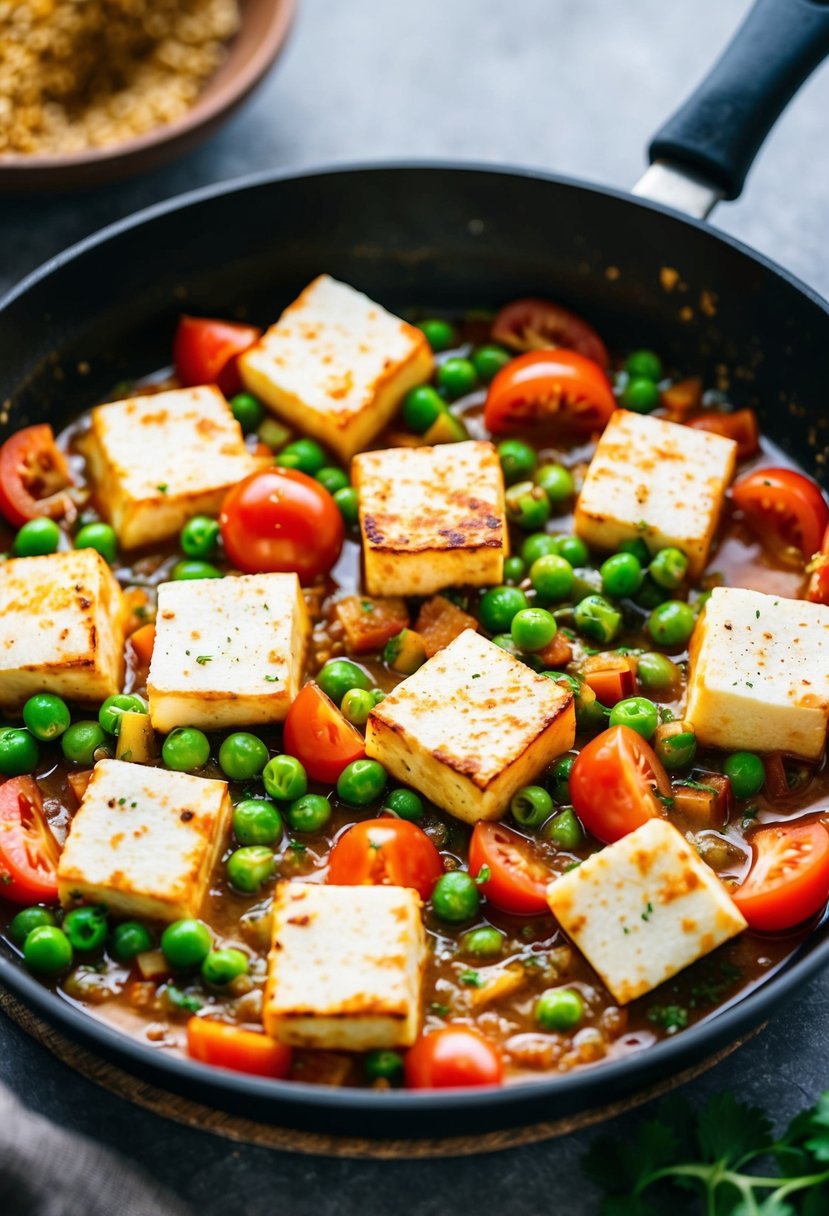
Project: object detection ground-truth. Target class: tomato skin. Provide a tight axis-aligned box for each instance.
[327,819,443,899]
[491,298,608,368]
[173,315,261,397]
[0,425,73,528]
[731,467,829,564]
[687,408,760,460]
[187,1018,292,1078]
[405,1026,503,1089]
[283,683,365,784]
[806,523,829,605]
[732,821,829,932]
[220,467,344,583]
[484,350,616,437]
[570,725,670,844]
[0,777,60,905]
[469,821,552,915]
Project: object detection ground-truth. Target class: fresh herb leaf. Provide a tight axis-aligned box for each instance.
[646,1004,687,1033]
[195,655,212,665]
[474,865,491,886]
[458,969,482,987]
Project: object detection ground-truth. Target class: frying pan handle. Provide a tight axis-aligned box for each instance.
[640,0,829,213]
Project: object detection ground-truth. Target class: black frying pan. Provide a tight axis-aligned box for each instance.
[1,0,829,1140]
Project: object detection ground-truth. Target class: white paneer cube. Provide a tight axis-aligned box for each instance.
[82,386,263,548]
[147,573,310,732]
[574,410,737,577]
[547,818,746,1005]
[263,882,425,1050]
[366,630,575,824]
[0,549,126,710]
[686,586,829,761]
[57,759,232,922]
[239,275,434,461]
[352,441,507,597]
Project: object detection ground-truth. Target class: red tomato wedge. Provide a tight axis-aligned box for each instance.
[491,297,609,368]
[187,1018,292,1078]
[405,1026,503,1089]
[687,408,760,461]
[283,683,365,784]
[732,821,829,932]
[327,819,443,899]
[0,425,73,528]
[570,725,670,844]
[0,777,60,905]
[806,522,829,605]
[173,315,261,397]
[469,821,552,915]
[484,350,616,437]
[731,467,829,565]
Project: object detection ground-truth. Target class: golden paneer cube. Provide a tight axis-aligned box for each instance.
[547,818,747,1005]
[0,549,126,710]
[352,441,507,597]
[264,882,426,1050]
[57,760,233,922]
[239,275,433,461]
[366,629,575,824]
[686,586,829,761]
[82,385,263,548]
[147,572,310,732]
[574,410,737,577]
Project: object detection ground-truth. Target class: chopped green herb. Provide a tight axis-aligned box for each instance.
[157,484,168,494]
[646,1003,688,1032]
[475,865,492,886]
[195,655,212,665]
[459,969,482,988]
[641,901,654,922]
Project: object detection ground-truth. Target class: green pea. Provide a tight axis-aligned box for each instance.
[74,522,117,564]
[637,652,681,696]
[505,481,550,531]
[654,728,697,771]
[385,787,424,821]
[431,871,480,923]
[478,585,528,633]
[437,357,478,399]
[318,658,371,705]
[600,552,643,599]
[621,377,660,414]
[63,905,108,952]
[286,793,331,833]
[460,926,505,957]
[550,755,575,804]
[417,318,457,352]
[161,918,212,968]
[171,559,223,580]
[230,391,265,432]
[503,555,526,585]
[23,693,71,741]
[13,517,61,557]
[315,466,350,495]
[573,594,621,644]
[536,463,575,507]
[262,754,307,802]
[497,439,537,485]
[647,600,696,647]
[275,451,302,470]
[180,515,220,559]
[723,751,766,800]
[226,846,275,893]
[364,1049,405,1084]
[649,547,689,590]
[201,948,249,986]
[333,486,359,526]
[0,728,39,776]
[618,537,651,565]
[371,688,387,705]
[257,417,291,451]
[511,607,557,652]
[530,554,574,602]
[471,344,510,383]
[535,987,584,1031]
[553,535,589,567]
[545,807,583,850]
[279,438,327,475]
[233,798,283,846]
[340,687,375,726]
[62,721,106,765]
[99,693,147,736]
[219,733,268,781]
[110,921,153,962]
[336,759,387,806]
[10,906,56,946]
[402,385,445,433]
[625,350,663,382]
[609,696,659,740]
[162,727,210,772]
[520,533,559,566]
[510,784,553,828]
[23,925,73,973]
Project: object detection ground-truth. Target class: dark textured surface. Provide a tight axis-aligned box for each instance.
[1,1,829,1212]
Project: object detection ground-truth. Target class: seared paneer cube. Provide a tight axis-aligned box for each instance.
[574,410,737,577]
[686,586,829,761]
[352,441,507,597]
[239,275,434,461]
[82,385,263,548]
[57,759,232,922]
[547,818,747,1004]
[366,629,575,823]
[0,549,126,710]
[147,573,310,732]
[264,882,425,1050]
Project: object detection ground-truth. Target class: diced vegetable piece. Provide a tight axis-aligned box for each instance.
[660,377,702,417]
[422,411,469,444]
[463,962,527,1009]
[187,1018,292,1079]
[383,628,427,675]
[535,630,573,669]
[335,595,410,654]
[128,623,156,668]
[671,772,732,827]
[66,769,93,803]
[115,711,156,764]
[415,595,478,658]
[136,949,170,980]
[581,653,636,706]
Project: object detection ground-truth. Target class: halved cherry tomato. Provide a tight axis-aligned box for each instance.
[732,820,829,932]
[327,819,443,899]
[0,425,73,528]
[569,725,670,844]
[173,315,261,397]
[186,1018,292,1078]
[731,467,829,565]
[220,467,344,583]
[687,408,760,461]
[405,1026,503,1089]
[581,654,636,707]
[0,777,60,905]
[491,298,608,368]
[469,821,552,915]
[484,350,616,437]
[283,683,365,784]
[806,522,829,605]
